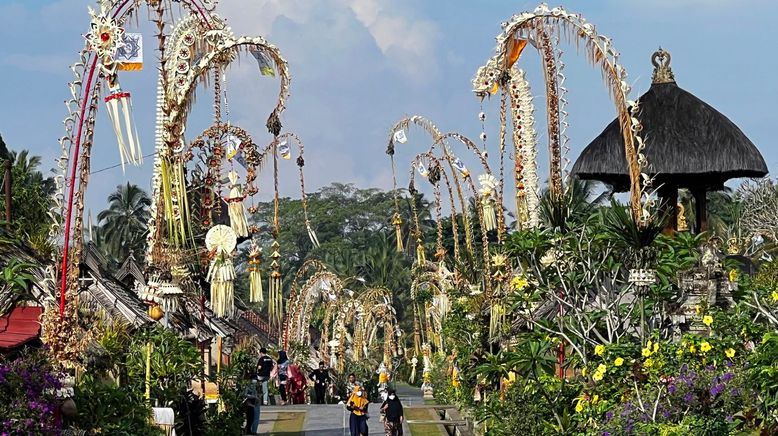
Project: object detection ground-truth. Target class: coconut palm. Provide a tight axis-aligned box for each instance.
[96,183,151,263]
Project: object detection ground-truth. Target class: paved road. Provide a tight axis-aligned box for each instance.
[258,383,426,435]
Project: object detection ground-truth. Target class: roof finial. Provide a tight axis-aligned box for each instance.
[651,47,675,84]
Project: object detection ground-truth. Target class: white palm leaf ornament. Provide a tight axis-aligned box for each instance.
[478,174,498,232]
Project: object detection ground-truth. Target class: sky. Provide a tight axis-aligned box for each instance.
[0,0,776,214]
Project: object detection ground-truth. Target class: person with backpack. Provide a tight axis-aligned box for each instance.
[256,347,274,405]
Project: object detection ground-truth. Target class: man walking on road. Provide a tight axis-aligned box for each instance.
[309,361,332,404]
[256,347,274,405]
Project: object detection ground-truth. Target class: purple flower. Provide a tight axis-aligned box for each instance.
[725,360,733,368]
[710,384,724,396]
[668,384,677,394]
[680,363,688,373]
[663,410,671,418]
[684,392,694,402]
[722,372,733,382]
[706,364,715,372]
[603,432,611,436]
[726,415,733,422]
[605,410,614,421]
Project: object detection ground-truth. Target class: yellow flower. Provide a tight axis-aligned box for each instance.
[597,364,607,374]
[592,394,599,403]
[642,347,652,357]
[581,367,587,377]
[700,341,712,353]
[594,345,605,356]
[695,305,702,315]
[729,269,738,282]
[725,348,735,358]
[689,344,697,353]
[511,275,529,291]
[653,342,659,353]
[614,357,624,367]
[575,401,584,413]
[772,290,778,303]
[702,315,713,327]
[644,358,654,368]
[592,371,604,382]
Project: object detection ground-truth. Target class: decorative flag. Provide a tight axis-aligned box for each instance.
[225,135,241,160]
[452,158,470,177]
[117,33,143,71]
[506,37,528,69]
[417,162,428,178]
[250,48,275,77]
[393,129,407,144]
[278,140,291,159]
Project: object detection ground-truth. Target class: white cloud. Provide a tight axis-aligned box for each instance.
[219,0,439,82]
[346,0,440,80]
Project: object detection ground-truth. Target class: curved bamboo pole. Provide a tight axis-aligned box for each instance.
[472,4,647,224]
[386,116,476,256]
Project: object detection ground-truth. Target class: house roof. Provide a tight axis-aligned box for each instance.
[0,306,42,349]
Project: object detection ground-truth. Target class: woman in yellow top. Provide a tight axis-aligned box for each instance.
[346,385,370,436]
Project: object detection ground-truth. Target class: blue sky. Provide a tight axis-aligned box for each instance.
[0,0,776,213]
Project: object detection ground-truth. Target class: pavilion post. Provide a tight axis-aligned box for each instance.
[659,184,677,235]
[692,188,708,233]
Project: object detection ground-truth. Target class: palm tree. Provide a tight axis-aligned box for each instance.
[540,178,610,232]
[96,183,151,263]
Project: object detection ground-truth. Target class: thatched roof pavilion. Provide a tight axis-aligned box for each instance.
[573,49,767,232]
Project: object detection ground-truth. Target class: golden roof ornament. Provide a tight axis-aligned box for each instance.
[651,48,675,84]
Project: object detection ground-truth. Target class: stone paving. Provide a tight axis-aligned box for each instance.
[257,383,435,435]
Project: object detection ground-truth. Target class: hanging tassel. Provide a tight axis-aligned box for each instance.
[269,240,282,325]
[226,170,249,237]
[416,238,426,265]
[393,214,404,252]
[489,302,505,339]
[104,75,142,170]
[207,250,236,317]
[409,356,418,384]
[306,221,320,248]
[248,241,263,303]
[482,195,497,232]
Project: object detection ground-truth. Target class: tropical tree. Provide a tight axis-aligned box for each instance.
[95,183,151,264]
[0,140,55,248]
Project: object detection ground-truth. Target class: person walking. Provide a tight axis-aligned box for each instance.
[346,385,369,436]
[256,347,274,405]
[287,361,308,404]
[380,388,404,436]
[309,361,331,404]
[243,376,260,435]
[276,351,290,405]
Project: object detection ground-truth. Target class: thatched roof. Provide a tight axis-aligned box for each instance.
[572,50,767,191]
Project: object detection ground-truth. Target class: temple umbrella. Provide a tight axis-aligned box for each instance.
[572,48,767,233]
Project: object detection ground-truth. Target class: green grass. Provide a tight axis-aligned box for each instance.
[270,411,306,435]
[405,407,443,436]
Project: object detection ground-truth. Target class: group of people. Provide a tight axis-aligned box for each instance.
[345,374,405,436]
[245,347,405,436]
[255,348,312,406]
[255,348,335,406]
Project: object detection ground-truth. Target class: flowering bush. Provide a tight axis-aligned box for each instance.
[0,351,63,435]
